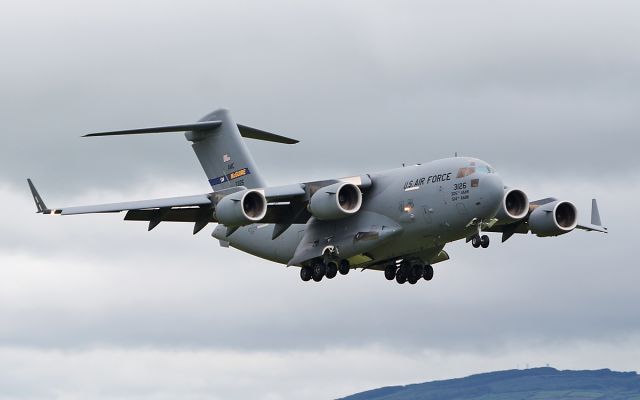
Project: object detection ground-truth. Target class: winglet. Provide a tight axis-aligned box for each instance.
[591,198,602,226]
[27,179,50,213]
[576,198,607,233]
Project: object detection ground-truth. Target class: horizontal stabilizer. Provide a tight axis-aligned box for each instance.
[83,121,223,137]
[83,121,299,144]
[237,124,299,144]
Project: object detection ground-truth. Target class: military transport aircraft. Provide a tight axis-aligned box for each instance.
[28,109,607,284]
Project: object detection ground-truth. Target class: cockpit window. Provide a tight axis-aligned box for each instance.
[457,165,494,177]
[457,167,475,178]
[476,165,494,174]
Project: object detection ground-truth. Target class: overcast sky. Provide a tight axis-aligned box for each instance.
[0,1,638,399]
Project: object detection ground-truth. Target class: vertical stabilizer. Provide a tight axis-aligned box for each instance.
[186,109,267,190]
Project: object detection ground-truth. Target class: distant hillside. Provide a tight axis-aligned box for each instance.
[339,367,640,400]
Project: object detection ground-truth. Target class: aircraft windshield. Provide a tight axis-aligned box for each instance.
[476,165,495,174]
[457,165,494,178]
[457,167,475,178]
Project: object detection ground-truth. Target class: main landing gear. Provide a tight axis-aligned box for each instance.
[300,259,350,282]
[384,260,433,285]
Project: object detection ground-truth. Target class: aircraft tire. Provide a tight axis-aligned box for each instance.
[423,264,434,281]
[300,266,312,282]
[313,262,326,276]
[480,235,490,248]
[411,264,424,280]
[396,270,407,284]
[338,260,350,275]
[312,273,323,282]
[472,235,481,248]
[326,262,338,279]
[399,260,411,274]
[408,275,418,284]
[384,265,396,280]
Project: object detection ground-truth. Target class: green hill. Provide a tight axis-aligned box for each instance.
[339,367,640,400]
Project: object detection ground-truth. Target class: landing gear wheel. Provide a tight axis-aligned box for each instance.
[423,264,434,281]
[411,264,424,281]
[396,269,407,284]
[325,262,338,279]
[384,265,396,281]
[300,266,312,282]
[312,262,326,282]
[338,260,350,275]
[472,235,481,248]
[408,275,418,285]
[480,235,490,248]
[313,262,326,276]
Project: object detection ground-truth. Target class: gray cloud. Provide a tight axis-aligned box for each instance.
[1,0,639,194]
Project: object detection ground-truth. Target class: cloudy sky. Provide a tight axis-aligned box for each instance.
[1,0,638,399]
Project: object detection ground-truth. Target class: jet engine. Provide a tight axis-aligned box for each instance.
[494,188,529,224]
[528,200,578,237]
[309,182,362,220]
[215,189,267,227]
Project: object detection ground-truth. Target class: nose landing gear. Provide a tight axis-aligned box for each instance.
[471,234,490,248]
[468,218,491,249]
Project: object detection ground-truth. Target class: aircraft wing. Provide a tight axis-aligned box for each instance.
[54,195,213,215]
[28,179,212,215]
[486,197,607,241]
[28,175,371,235]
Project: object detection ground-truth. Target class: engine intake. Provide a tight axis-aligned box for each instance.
[309,182,362,220]
[215,189,267,227]
[529,200,578,237]
[495,188,529,224]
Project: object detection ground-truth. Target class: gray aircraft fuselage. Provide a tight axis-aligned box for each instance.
[213,157,503,268]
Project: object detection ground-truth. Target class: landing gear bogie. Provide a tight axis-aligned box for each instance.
[301,258,350,282]
[388,259,434,285]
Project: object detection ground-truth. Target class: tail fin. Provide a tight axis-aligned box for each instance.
[187,109,267,190]
[83,108,298,190]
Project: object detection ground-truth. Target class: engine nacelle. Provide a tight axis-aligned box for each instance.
[309,182,362,220]
[529,200,578,237]
[215,189,267,227]
[494,188,529,224]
